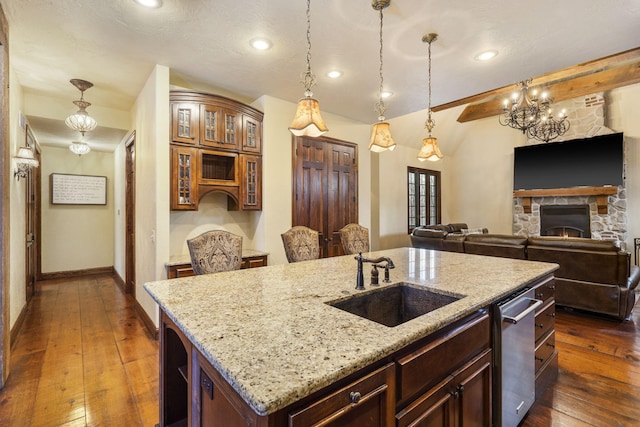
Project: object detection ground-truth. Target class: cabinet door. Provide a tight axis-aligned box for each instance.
[289,362,395,427]
[200,104,241,151]
[396,376,455,427]
[239,154,262,210]
[452,349,492,427]
[171,103,199,144]
[242,114,262,153]
[171,146,198,210]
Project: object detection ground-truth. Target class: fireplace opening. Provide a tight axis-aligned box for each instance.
[540,205,591,238]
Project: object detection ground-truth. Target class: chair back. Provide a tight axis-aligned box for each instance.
[339,223,370,255]
[281,226,320,263]
[187,230,243,275]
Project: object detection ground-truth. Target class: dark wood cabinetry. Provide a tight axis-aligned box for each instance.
[288,363,396,427]
[170,91,263,211]
[159,307,492,427]
[395,312,492,427]
[166,253,268,279]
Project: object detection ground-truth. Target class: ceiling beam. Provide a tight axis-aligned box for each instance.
[456,61,640,123]
[430,47,640,123]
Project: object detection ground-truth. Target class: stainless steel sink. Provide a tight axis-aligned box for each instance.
[328,283,464,327]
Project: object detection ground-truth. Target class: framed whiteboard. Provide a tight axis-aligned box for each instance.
[50,173,107,205]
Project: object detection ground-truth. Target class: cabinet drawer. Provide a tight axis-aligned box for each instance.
[535,331,556,373]
[535,301,555,343]
[396,312,489,405]
[534,278,556,306]
[288,362,395,427]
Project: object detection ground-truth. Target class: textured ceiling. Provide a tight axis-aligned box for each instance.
[2,0,639,151]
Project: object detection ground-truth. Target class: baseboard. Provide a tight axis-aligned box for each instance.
[10,302,28,349]
[40,266,114,281]
[134,298,159,340]
[113,270,126,294]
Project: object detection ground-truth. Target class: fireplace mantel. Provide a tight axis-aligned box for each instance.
[513,186,618,214]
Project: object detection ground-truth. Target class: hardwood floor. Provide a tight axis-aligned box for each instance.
[523,305,640,426]
[0,275,637,426]
[0,275,159,426]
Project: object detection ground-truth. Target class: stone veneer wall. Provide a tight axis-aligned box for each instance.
[512,93,628,245]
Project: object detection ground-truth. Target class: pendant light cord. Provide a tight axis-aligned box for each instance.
[302,0,316,94]
[375,8,387,119]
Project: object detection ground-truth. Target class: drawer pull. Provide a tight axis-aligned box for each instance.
[536,293,544,299]
[535,356,544,362]
[349,391,361,404]
[548,312,556,318]
[549,285,556,290]
[449,390,460,399]
[536,323,544,328]
[547,343,556,348]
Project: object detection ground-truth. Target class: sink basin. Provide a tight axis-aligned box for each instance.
[328,283,463,327]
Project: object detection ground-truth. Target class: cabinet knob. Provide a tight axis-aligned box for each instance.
[349,391,361,404]
[536,323,544,328]
[535,356,544,362]
[547,342,556,349]
[536,293,544,299]
[548,312,556,318]
[449,390,460,399]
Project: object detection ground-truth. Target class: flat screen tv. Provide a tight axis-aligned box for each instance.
[513,133,624,190]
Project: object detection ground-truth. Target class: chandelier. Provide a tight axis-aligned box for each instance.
[65,79,98,136]
[527,108,570,143]
[288,0,328,137]
[417,33,443,161]
[368,0,396,153]
[499,79,569,142]
[69,140,91,156]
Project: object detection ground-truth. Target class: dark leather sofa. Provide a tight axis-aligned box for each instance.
[410,225,640,320]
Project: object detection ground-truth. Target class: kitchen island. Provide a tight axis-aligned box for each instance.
[145,247,558,426]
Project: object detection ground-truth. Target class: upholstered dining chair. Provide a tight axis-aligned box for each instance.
[187,230,243,275]
[281,226,320,263]
[339,223,370,255]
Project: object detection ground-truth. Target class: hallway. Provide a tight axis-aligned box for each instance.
[0,275,159,426]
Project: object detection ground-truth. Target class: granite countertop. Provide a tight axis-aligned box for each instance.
[145,247,557,416]
[166,248,269,266]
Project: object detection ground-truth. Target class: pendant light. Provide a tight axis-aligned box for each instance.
[69,140,91,156]
[368,0,396,153]
[65,79,98,136]
[417,33,443,162]
[289,0,328,137]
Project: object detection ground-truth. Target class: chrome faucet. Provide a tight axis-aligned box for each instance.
[355,253,395,290]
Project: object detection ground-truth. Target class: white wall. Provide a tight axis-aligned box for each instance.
[113,138,127,280]
[40,146,115,273]
[132,65,170,326]
[8,67,26,328]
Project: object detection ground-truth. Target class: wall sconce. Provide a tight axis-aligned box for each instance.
[13,146,39,180]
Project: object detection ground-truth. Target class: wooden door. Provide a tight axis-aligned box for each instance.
[292,136,357,258]
[125,133,136,295]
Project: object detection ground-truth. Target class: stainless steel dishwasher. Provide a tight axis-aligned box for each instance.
[493,288,543,427]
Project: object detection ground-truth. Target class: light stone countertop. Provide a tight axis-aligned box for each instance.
[144,247,558,416]
[166,248,269,266]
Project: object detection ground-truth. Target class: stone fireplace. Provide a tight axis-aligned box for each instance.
[512,93,628,244]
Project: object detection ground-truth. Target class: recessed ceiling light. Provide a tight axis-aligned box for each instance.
[474,50,498,61]
[134,0,162,8]
[250,38,272,51]
[327,70,343,79]
[380,91,393,99]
